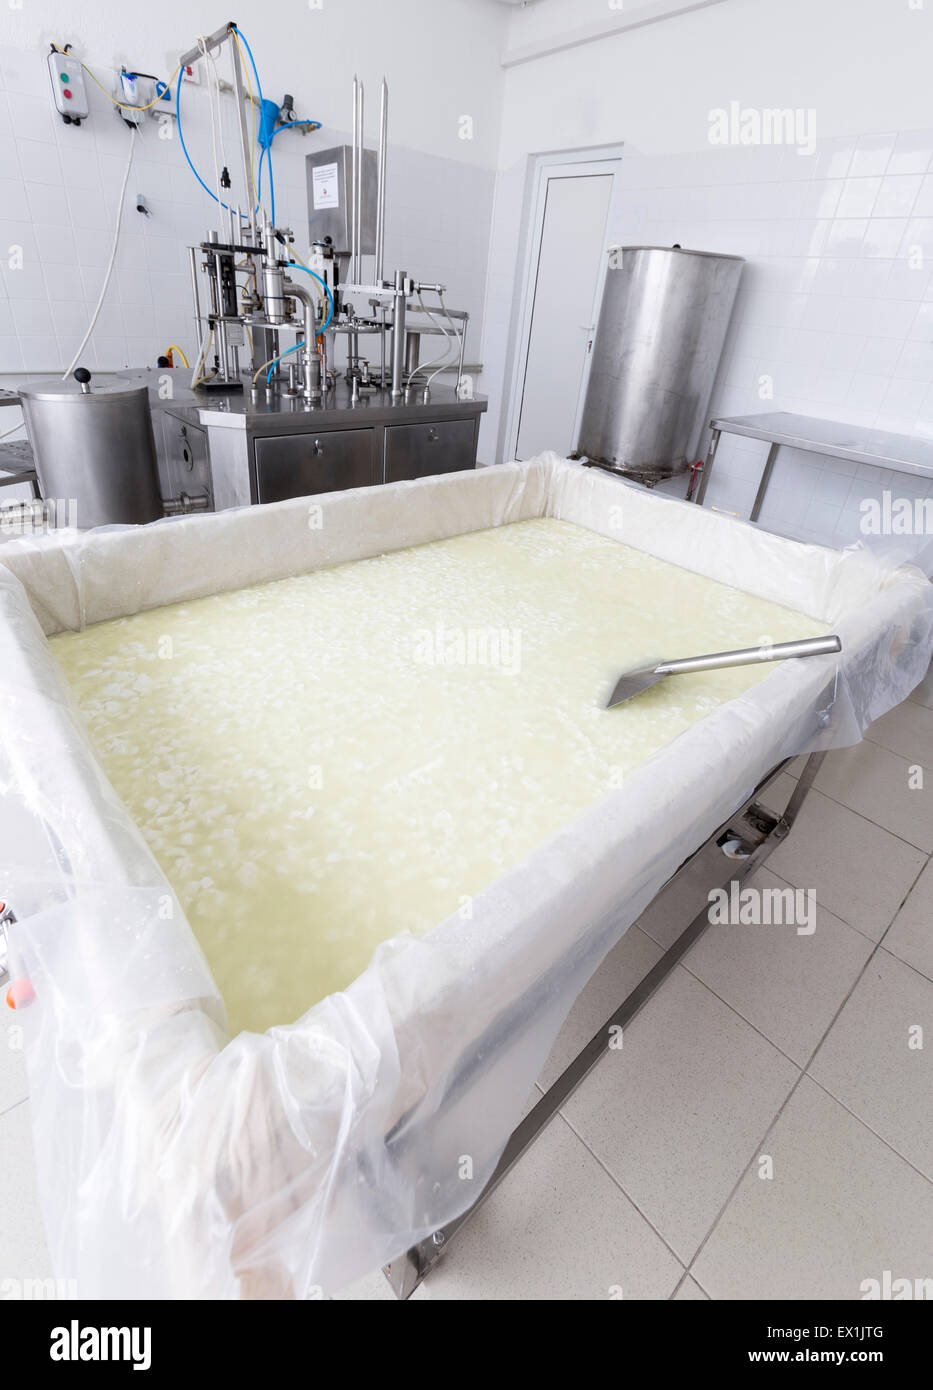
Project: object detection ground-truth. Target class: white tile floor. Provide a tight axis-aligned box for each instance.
[3,683,933,1301]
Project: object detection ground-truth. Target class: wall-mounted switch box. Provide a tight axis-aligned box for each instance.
[47,51,89,124]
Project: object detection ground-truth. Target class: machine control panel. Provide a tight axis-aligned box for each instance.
[47,52,89,123]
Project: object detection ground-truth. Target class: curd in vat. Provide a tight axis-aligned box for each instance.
[50,518,823,1033]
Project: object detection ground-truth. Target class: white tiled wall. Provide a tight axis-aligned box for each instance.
[480,130,933,550]
[610,135,933,547]
[0,39,494,392]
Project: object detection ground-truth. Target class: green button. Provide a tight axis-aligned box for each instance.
[60,72,69,81]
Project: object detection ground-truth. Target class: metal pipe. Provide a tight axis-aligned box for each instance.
[284,279,322,402]
[350,76,359,284]
[391,270,407,397]
[380,308,386,388]
[351,78,364,378]
[456,308,468,394]
[210,235,230,380]
[230,32,257,242]
[356,78,364,277]
[188,244,204,357]
[179,22,230,69]
[375,78,388,284]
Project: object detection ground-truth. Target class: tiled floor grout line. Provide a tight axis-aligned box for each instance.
[761,860,924,949]
[638,831,927,962]
[544,801,933,1294]
[551,956,804,1272]
[801,1070,933,1189]
[683,908,930,1288]
[549,1106,689,1278]
[676,959,809,1072]
[875,940,933,991]
[811,776,932,856]
[783,742,933,856]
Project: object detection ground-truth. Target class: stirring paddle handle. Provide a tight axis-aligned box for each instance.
[656,635,841,676]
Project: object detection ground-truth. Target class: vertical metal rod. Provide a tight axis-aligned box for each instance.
[375,78,388,284]
[456,309,468,395]
[188,245,203,347]
[350,75,359,285]
[352,78,364,376]
[380,307,386,389]
[210,235,229,381]
[750,441,781,523]
[230,30,257,241]
[356,79,364,274]
[391,270,406,397]
[694,427,720,507]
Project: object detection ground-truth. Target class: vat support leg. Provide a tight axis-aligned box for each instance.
[384,751,825,1299]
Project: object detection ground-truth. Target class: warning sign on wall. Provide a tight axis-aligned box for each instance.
[312,162,339,209]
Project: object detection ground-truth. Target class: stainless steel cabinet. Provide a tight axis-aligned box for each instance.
[384,419,477,483]
[157,413,213,510]
[253,428,376,502]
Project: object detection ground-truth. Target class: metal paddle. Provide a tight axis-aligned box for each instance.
[606,634,842,709]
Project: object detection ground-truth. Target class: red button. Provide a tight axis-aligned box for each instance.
[63,88,72,99]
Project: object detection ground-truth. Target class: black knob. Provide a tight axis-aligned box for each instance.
[73,368,91,385]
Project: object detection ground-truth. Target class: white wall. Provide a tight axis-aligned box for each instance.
[502,0,728,65]
[481,0,933,547]
[0,1,506,458]
[0,0,508,168]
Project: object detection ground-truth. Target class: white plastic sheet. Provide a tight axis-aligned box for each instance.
[1,455,931,1299]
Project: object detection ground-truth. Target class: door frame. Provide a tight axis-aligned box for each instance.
[501,144,623,464]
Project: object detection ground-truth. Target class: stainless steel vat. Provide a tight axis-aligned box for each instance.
[576,246,743,484]
[19,370,163,529]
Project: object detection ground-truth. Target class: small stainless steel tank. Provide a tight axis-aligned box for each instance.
[18,369,163,529]
[576,246,743,484]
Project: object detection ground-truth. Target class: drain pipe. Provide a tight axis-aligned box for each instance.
[284,279,322,401]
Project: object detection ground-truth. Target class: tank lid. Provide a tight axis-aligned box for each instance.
[17,375,149,403]
[617,246,745,261]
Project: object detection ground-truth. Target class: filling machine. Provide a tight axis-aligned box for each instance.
[4,21,486,531]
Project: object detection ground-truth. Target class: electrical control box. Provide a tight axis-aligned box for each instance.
[306,145,377,257]
[47,51,89,123]
[114,71,175,125]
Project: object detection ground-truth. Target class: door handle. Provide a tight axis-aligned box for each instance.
[311,438,324,456]
[427,428,439,442]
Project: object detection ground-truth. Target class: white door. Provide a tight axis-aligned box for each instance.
[514,170,614,460]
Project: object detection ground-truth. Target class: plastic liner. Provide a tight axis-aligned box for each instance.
[1,455,931,1299]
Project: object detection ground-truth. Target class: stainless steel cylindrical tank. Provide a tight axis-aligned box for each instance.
[18,370,163,529]
[576,246,743,484]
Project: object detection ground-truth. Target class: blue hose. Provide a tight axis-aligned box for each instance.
[264,270,334,382]
[257,146,275,225]
[287,263,334,333]
[265,338,305,383]
[232,28,277,223]
[175,70,247,217]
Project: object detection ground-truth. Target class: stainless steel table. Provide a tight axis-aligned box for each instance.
[0,392,39,499]
[692,411,933,519]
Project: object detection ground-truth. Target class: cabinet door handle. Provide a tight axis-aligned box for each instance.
[311,438,324,456]
[427,428,439,442]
